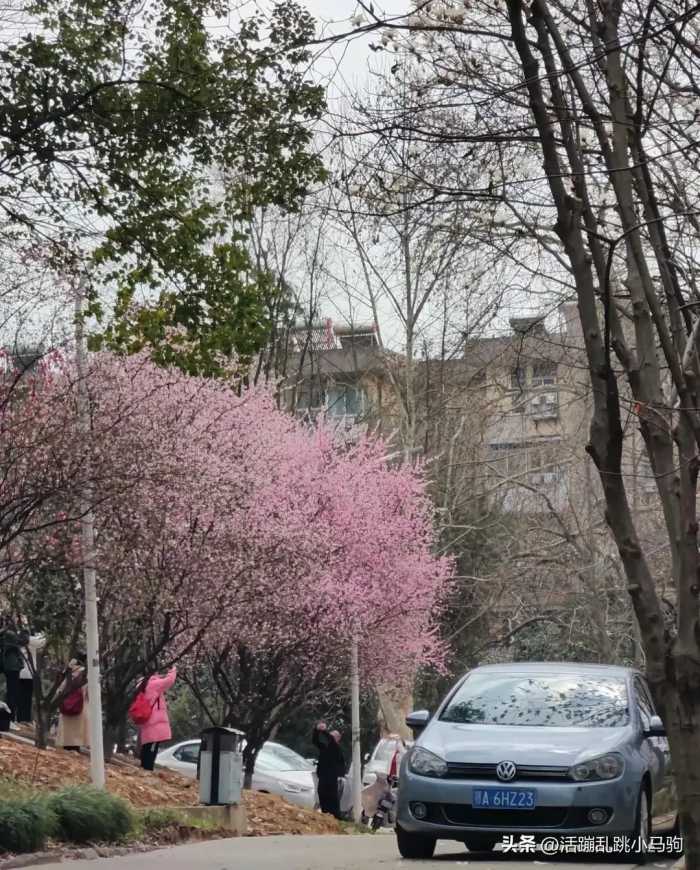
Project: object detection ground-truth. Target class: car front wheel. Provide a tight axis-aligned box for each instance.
[626,786,651,863]
[396,824,436,859]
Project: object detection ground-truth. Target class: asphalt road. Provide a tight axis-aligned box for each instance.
[36,834,678,870]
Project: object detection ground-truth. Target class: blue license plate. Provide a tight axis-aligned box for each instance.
[472,788,537,809]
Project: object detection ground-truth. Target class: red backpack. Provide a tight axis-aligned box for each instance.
[60,687,84,717]
[128,689,155,726]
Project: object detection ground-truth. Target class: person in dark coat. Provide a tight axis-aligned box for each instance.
[0,622,29,726]
[312,721,346,818]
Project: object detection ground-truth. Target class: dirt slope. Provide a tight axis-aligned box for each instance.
[0,735,341,836]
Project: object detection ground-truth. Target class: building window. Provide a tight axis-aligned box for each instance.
[528,466,563,486]
[489,440,563,484]
[531,362,557,387]
[296,384,323,411]
[489,443,527,478]
[529,391,559,419]
[511,393,527,413]
[510,366,526,391]
[326,385,366,418]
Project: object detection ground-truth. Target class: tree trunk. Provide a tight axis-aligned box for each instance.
[663,678,700,869]
[34,698,49,750]
[103,724,117,762]
[116,717,129,755]
[242,744,257,790]
[375,685,413,741]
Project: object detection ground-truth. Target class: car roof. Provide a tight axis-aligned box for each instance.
[467,662,635,678]
[159,739,200,754]
[167,738,298,752]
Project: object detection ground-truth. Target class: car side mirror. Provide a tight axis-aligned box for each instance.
[644,714,666,738]
[363,752,370,762]
[406,709,430,736]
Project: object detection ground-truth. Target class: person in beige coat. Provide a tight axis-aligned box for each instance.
[56,658,90,751]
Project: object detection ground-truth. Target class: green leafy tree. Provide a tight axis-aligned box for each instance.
[0,0,326,374]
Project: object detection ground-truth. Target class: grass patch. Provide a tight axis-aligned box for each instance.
[140,808,182,834]
[138,807,220,836]
[339,820,373,835]
[133,807,225,846]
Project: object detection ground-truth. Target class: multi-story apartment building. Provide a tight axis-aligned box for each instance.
[457,306,589,512]
[280,309,585,493]
[280,307,651,518]
[279,319,397,441]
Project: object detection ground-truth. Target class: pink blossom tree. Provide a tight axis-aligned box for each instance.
[3,351,451,765]
[193,430,452,782]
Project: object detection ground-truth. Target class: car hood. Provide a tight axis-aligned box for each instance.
[421,721,632,766]
[256,769,315,789]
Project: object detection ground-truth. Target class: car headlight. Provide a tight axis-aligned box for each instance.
[408,747,448,778]
[570,753,624,782]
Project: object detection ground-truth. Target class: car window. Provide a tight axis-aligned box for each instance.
[175,743,200,764]
[372,740,398,762]
[264,743,314,771]
[255,747,295,772]
[634,677,656,729]
[256,744,312,772]
[440,673,630,727]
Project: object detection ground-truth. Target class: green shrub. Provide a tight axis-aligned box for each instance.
[48,787,133,844]
[0,798,56,853]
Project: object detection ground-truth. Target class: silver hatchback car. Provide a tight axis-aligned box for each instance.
[397,662,672,859]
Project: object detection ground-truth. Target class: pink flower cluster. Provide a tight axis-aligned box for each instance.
[2,352,452,686]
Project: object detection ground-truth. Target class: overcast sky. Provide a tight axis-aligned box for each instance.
[299,0,406,102]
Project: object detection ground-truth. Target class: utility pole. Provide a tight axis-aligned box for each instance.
[350,633,362,824]
[74,280,106,789]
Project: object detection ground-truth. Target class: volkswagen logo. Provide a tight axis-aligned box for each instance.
[496,760,517,782]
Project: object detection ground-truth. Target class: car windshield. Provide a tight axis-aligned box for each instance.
[440,673,630,728]
[256,743,313,772]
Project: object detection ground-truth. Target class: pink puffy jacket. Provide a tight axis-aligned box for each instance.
[138,667,177,745]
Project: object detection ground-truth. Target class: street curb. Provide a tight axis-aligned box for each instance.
[0,844,162,869]
[0,804,245,868]
[0,853,60,869]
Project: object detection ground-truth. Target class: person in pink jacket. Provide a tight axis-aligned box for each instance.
[137,666,177,771]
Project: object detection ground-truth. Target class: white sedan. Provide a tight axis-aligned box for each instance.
[362,735,411,786]
[157,739,317,809]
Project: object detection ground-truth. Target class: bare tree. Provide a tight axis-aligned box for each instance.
[324,0,700,857]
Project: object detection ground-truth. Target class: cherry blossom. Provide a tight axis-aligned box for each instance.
[1,351,452,753]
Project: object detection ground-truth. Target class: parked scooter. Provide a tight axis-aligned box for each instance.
[343,742,405,826]
[369,773,398,830]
